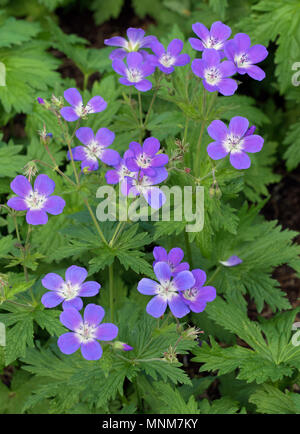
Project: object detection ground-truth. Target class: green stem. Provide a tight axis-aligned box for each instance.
[144,74,163,127]
[206,266,221,285]
[184,231,193,269]
[82,198,107,245]
[109,221,125,247]
[109,263,114,322]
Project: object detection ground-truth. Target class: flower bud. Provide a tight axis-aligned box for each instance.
[112,341,134,351]
[23,161,38,181]
[182,326,203,341]
[163,345,178,363]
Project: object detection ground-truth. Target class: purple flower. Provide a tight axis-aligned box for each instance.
[191,49,237,96]
[41,265,101,310]
[207,116,264,169]
[189,21,231,52]
[112,52,155,92]
[105,152,136,195]
[125,137,169,176]
[181,269,216,313]
[224,33,268,81]
[7,174,65,225]
[68,127,120,172]
[37,97,45,104]
[138,262,195,318]
[148,39,190,74]
[153,247,189,275]
[125,167,168,209]
[58,304,118,361]
[219,255,243,267]
[60,88,107,122]
[104,27,157,60]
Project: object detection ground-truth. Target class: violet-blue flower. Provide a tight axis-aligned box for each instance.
[148,38,190,74]
[58,304,118,361]
[112,52,155,92]
[60,88,107,122]
[191,48,237,96]
[207,116,264,169]
[224,33,268,81]
[105,152,136,195]
[220,255,243,267]
[7,174,65,225]
[181,269,216,313]
[189,21,231,52]
[138,262,195,318]
[125,137,169,177]
[104,27,157,60]
[125,167,168,209]
[153,247,189,275]
[41,265,101,310]
[68,127,120,172]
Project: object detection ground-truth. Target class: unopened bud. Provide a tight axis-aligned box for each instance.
[51,94,64,109]
[82,166,92,175]
[184,167,191,174]
[112,341,134,351]
[37,97,44,104]
[182,326,204,341]
[209,180,222,198]
[163,345,178,363]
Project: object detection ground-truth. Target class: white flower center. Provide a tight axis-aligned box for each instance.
[125,40,140,52]
[182,287,198,301]
[235,53,250,69]
[136,153,152,168]
[223,134,244,153]
[156,279,177,301]
[75,322,97,343]
[75,103,93,118]
[119,164,134,181]
[25,191,47,210]
[132,175,152,194]
[159,53,175,68]
[204,37,223,50]
[126,68,143,83]
[204,67,221,85]
[58,281,80,301]
[84,140,103,161]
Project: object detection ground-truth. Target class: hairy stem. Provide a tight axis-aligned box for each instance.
[109,263,114,322]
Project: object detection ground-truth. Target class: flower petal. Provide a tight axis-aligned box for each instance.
[101,149,121,166]
[248,44,268,64]
[41,291,63,308]
[143,187,166,209]
[81,340,103,360]
[7,197,28,211]
[88,96,107,113]
[198,285,216,302]
[60,107,79,122]
[135,79,152,92]
[174,53,190,66]
[189,37,205,51]
[247,65,265,81]
[167,39,183,56]
[34,174,55,197]
[69,146,86,161]
[64,88,82,107]
[42,273,64,291]
[138,278,159,295]
[10,175,32,198]
[229,116,249,138]
[169,294,190,318]
[146,295,167,318]
[168,248,184,267]
[234,33,251,52]
[192,22,209,41]
[173,262,190,274]
[79,281,101,297]
[127,52,143,69]
[112,59,127,76]
[218,78,237,96]
[62,297,83,311]
[44,196,65,215]
[94,323,118,341]
[151,154,169,167]
[220,255,243,267]
[173,270,195,291]
[219,60,236,78]
[75,127,94,145]
[84,303,105,327]
[243,135,264,153]
[153,246,168,262]
[109,48,127,60]
[207,141,228,160]
[95,128,115,147]
[60,307,83,331]
[65,265,87,285]
[192,269,207,288]
[210,21,231,44]
[207,120,227,142]
[127,28,145,44]
[191,59,205,78]
[104,36,127,47]
[154,261,172,283]
[26,210,48,225]
[202,48,220,67]
[143,137,160,156]
[58,332,81,355]
[230,151,251,170]
[105,170,120,184]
